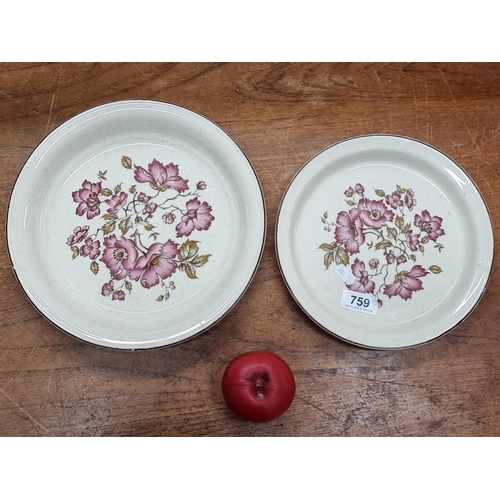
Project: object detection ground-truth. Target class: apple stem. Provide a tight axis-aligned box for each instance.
[247,371,270,400]
[255,379,265,399]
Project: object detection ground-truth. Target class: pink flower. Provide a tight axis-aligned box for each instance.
[162,212,176,224]
[101,280,114,297]
[355,183,365,196]
[406,230,420,252]
[197,181,207,190]
[142,202,158,215]
[112,290,125,301]
[66,225,90,246]
[385,191,404,210]
[405,189,417,211]
[414,210,445,242]
[105,191,128,214]
[383,265,429,301]
[344,186,354,197]
[358,198,394,229]
[138,192,157,215]
[334,208,365,254]
[80,237,101,260]
[347,259,376,294]
[129,240,179,289]
[137,192,151,203]
[134,159,188,192]
[101,235,138,280]
[396,254,407,264]
[369,258,379,269]
[72,180,102,219]
[386,250,395,264]
[175,197,215,238]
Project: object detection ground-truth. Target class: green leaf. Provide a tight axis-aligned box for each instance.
[375,240,392,251]
[101,213,118,220]
[418,244,425,253]
[185,264,198,279]
[324,252,335,270]
[429,265,442,274]
[387,226,398,240]
[335,246,350,266]
[401,223,412,234]
[191,254,211,268]
[90,261,99,275]
[395,215,405,230]
[323,211,328,219]
[121,156,132,169]
[318,243,335,252]
[421,235,430,244]
[396,184,406,194]
[100,187,112,197]
[114,183,122,194]
[179,240,199,261]
[375,189,385,197]
[102,221,116,235]
[119,217,133,235]
[129,185,136,194]
[346,200,355,206]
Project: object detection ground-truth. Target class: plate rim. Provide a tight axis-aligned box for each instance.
[6,98,267,350]
[275,133,495,350]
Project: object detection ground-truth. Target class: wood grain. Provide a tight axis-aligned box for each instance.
[1,62,500,436]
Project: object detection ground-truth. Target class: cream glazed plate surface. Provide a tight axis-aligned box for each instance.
[276,135,494,349]
[7,100,266,349]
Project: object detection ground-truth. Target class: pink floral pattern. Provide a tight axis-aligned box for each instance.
[383,265,429,301]
[358,198,395,230]
[101,235,139,280]
[80,238,101,260]
[67,156,214,302]
[105,192,128,214]
[66,225,90,246]
[334,209,365,254]
[414,210,445,242]
[128,240,179,289]
[72,181,102,219]
[134,159,189,193]
[347,259,376,294]
[175,198,215,238]
[319,182,445,307]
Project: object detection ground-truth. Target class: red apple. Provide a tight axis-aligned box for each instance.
[221,351,296,423]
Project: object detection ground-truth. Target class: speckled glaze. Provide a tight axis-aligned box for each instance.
[7,100,266,349]
[276,135,494,349]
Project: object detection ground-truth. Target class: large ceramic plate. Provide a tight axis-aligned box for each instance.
[7,100,266,349]
[276,135,494,349]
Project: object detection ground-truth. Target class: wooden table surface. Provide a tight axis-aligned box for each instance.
[1,62,499,437]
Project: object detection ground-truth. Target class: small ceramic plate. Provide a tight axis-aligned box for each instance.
[276,135,494,349]
[7,100,266,349]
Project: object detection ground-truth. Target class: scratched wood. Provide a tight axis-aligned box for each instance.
[1,62,499,436]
